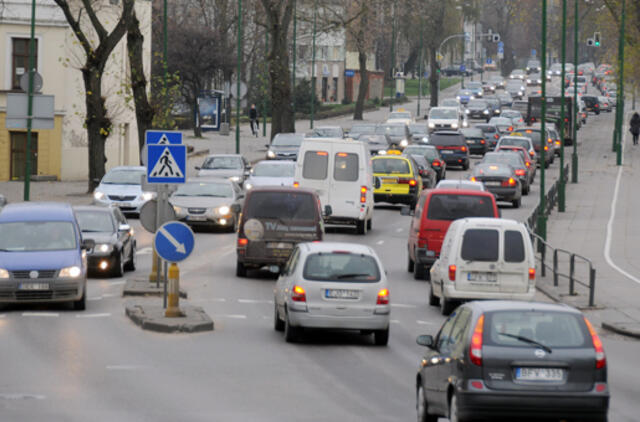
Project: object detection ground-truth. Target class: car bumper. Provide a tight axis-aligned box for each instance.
[468,112,489,120]
[467,144,488,155]
[440,155,469,166]
[415,247,437,266]
[177,215,234,228]
[288,309,390,330]
[374,193,416,205]
[485,186,520,201]
[0,279,85,303]
[93,197,146,214]
[442,284,535,301]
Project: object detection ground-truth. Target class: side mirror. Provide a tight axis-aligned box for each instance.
[400,205,413,216]
[267,265,281,274]
[416,334,434,348]
[81,238,95,250]
[195,166,201,170]
[374,177,382,189]
[324,205,332,217]
[118,223,131,232]
[231,203,242,214]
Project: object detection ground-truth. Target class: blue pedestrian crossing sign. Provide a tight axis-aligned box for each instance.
[146,130,182,145]
[154,221,195,263]
[147,144,186,183]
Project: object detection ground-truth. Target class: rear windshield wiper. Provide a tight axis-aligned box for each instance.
[498,332,552,354]
[335,273,371,279]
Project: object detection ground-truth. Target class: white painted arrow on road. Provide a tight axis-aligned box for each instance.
[158,227,187,254]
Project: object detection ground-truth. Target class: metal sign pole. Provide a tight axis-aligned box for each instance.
[155,184,163,288]
[163,259,168,309]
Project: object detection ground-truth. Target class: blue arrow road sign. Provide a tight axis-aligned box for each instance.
[147,144,186,184]
[154,221,195,263]
[498,41,504,48]
[146,130,183,145]
[459,64,466,72]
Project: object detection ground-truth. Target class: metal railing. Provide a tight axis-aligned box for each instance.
[527,164,570,233]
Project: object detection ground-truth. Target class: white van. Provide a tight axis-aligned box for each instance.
[294,138,374,234]
[429,217,536,315]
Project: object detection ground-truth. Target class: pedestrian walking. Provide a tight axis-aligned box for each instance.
[631,112,640,145]
[249,104,259,137]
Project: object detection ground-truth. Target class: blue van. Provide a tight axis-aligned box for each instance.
[0,202,94,310]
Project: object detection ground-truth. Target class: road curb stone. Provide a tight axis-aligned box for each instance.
[125,304,214,333]
[122,279,187,298]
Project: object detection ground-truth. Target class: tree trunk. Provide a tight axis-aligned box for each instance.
[127,9,154,158]
[428,48,439,107]
[403,47,418,77]
[354,50,369,120]
[192,99,202,138]
[268,24,294,139]
[83,67,109,192]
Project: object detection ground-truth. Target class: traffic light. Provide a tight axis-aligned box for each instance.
[594,32,601,46]
[492,34,500,43]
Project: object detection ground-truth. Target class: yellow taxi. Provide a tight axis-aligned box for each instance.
[372,155,422,209]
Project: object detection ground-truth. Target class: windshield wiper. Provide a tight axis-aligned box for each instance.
[81,229,104,233]
[498,332,552,354]
[198,194,227,197]
[335,273,370,279]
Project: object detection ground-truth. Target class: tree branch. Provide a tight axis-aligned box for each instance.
[53,0,93,56]
[81,0,108,41]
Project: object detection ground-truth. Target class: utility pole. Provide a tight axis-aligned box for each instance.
[263,30,268,138]
[235,0,243,154]
[291,0,297,119]
[23,0,36,201]
[615,0,625,166]
[389,0,398,112]
[310,0,317,129]
[538,0,548,240]
[417,19,424,118]
[571,0,578,183]
[559,0,566,212]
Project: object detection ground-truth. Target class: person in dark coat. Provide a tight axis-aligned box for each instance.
[249,104,259,137]
[630,112,640,145]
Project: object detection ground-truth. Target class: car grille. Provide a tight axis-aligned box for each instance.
[11,270,57,279]
[108,195,136,201]
[14,288,78,301]
[434,124,452,129]
[188,208,207,215]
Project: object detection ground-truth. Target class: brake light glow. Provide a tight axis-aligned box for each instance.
[502,178,517,187]
[316,151,328,156]
[409,179,417,187]
[360,186,367,203]
[376,288,390,305]
[432,160,441,167]
[448,265,456,281]
[555,140,561,146]
[515,169,526,176]
[470,176,477,182]
[480,139,485,144]
[292,285,307,302]
[293,181,300,188]
[529,267,536,280]
[529,151,535,156]
[337,152,348,157]
[584,317,606,369]
[544,146,549,151]
[461,146,467,152]
[525,161,530,168]
[469,314,485,366]
[238,238,249,246]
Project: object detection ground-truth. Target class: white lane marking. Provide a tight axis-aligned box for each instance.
[110,281,126,286]
[106,365,148,371]
[76,313,111,318]
[22,312,58,317]
[102,293,117,298]
[0,394,46,400]
[391,303,417,308]
[87,296,103,301]
[390,319,400,324]
[137,247,152,255]
[376,240,385,245]
[396,228,403,232]
[417,320,436,325]
[604,114,640,285]
[238,299,273,304]
[215,314,247,319]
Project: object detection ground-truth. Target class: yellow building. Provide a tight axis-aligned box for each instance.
[0,0,151,182]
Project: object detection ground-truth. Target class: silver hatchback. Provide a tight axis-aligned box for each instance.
[274,242,390,345]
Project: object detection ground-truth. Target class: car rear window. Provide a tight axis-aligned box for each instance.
[244,191,317,221]
[504,230,526,262]
[75,210,115,233]
[334,153,359,182]
[303,253,381,282]
[303,150,328,180]
[373,158,410,174]
[429,134,465,146]
[486,311,587,348]
[460,229,499,261]
[426,194,495,221]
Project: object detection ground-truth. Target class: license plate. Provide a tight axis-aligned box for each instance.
[467,140,476,144]
[19,283,49,290]
[515,367,564,381]
[381,177,397,184]
[188,216,207,221]
[325,289,360,300]
[267,242,293,249]
[484,181,501,186]
[467,272,497,282]
[440,150,453,154]
[118,202,132,207]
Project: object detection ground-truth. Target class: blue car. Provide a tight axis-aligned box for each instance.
[0,202,93,309]
[455,89,473,105]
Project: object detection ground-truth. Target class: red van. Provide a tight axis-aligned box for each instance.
[403,189,499,280]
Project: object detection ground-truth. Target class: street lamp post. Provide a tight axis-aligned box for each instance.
[417,19,424,117]
[23,0,36,201]
[389,0,397,112]
[559,0,567,212]
[310,0,317,129]
[235,0,243,154]
[615,0,625,166]
[571,0,578,183]
[538,0,548,240]
[263,30,268,138]
[292,0,297,119]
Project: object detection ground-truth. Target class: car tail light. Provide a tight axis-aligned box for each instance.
[291,285,307,302]
[469,314,485,366]
[595,104,599,108]
[293,181,299,188]
[418,238,427,248]
[460,146,467,152]
[360,186,367,203]
[529,150,535,156]
[515,169,526,176]
[584,317,606,369]
[555,140,561,146]
[316,151,328,156]
[432,160,441,167]
[502,178,517,187]
[237,238,248,246]
[376,288,390,305]
[448,265,456,281]
[508,126,513,132]
[480,139,485,144]
[470,176,477,182]
[525,161,531,168]
[494,134,499,139]
[409,179,417,187]
[544,146,549,151]
[529,267,536,280]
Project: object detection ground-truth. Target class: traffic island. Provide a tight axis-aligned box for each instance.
[122,278,187,299]
[125,304,214,333]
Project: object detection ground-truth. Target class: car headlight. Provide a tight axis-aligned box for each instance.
[245,183,253,190]
[537,80,541,84]
[483,110,489,114]
[59,266,82,278]
[470,96,475,100]
[462,120,469,128]
[95,243,113,253]
[141,191,155,201]
[217,205,231,216]
[378,150,387,155]
[465,109,470,114]
[229,176,241,183]
[451,123,458,129]
[0,268,9,279]
[422,137,429,143]
[428,122,435,128]
[456,96,461,100]
[173,205,187,217]
[400,139,408,147]
[94,191,105,200]
[526,67,530,71]
[267,150,275,158]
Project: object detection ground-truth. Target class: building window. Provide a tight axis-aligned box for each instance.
[12,38,38,90]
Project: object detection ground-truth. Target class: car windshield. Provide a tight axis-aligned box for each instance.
[514,130,542,145]
[426,194,495,220]
[404,146,439,160]
[501,111,521,119]
[172,182,233,197]
[430,109,458,119]
[457,90,472,97]
[0,221,77,251]
[461,128,483,138]
[272,134,303,146]
[409,124,428,135]
[486,311,587,348]
[375,125,406,136]
[101,169,144,185]
[500,138,529,149]
[202,156,242,170]
[310,127,342,138]
[252,162,295,178]
[476,125,496,134]
[506,81,522,88]
[75,211,115,233]
[468,100,488,108]
[511,70,524,75]
[373,158,410,174]
[244,191,316,221]
[303,253,380,282]
[466,82,482,89]
[482,153,522,168]
[473,163,514,178]
[436,181,483,191]
[489,118,512,126]
[429,134,464,146]
[350,124,377,135]
[389,112,411,120]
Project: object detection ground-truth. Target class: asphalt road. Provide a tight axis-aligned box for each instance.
[0,79,638,422]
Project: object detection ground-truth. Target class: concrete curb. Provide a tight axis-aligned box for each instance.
[601,322,640,340]
[123,279,187,299]
[125,304,214,333]
[188,148,209,158]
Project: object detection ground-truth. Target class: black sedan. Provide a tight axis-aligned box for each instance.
[460,128,488,156]
[416,301,609,422]
[465,99,491,121]
[470,162,522,208]
[73,205,136,277]
[403,145,447,181]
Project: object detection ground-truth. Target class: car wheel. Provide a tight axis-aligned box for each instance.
[440,293,454,315]
[236,261,247,278]
[417,385,439,422]
[407,253,415,273]
[273,303,284,332]
[522,184,529,195]
[373,327,389,346]
[124,242,136,271]
[428,281,439,306]
[112,251,124,278]
[356,219,367,235]
[228,216,237,233]
[462,161,469,170]
[73,285,86,311]
[367,218,372,231]
[513,197,521,208]
[449,393,468,422]
[284,310,300,343]
[414,263,426,280]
